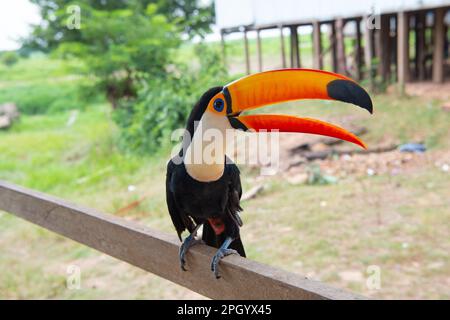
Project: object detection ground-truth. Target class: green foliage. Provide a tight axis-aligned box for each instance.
[114,45,230,153]
[360,57,394,94]
[60,2,180,107]
[25,1,181,108]
[23,0,216,148]
[25,0,213,52]
[154,0,215,38]
[1,51,19,67]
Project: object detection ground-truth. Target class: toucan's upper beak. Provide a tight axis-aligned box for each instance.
[222,69,373,149]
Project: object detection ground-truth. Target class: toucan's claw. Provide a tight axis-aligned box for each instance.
[179,236,202,271]
[210,236,237,279]
[179,227,202,271]
[211,247,238,279]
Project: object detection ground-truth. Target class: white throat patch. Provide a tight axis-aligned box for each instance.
[184,112,233,182]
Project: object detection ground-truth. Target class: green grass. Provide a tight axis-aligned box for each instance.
[1,48,449,299]
[0,105,194,299]
[0,55,102,114]
[1,90,449,298]
[0,105,171,209]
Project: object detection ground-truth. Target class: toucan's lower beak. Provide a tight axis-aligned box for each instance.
[224,69,372,149]
[229,114,367,149]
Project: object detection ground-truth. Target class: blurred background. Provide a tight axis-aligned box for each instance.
[0,0,449,299]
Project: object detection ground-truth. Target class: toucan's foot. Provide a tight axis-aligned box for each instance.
[179,236,202,271]
[211,247,238,279]
[179,226,202,271]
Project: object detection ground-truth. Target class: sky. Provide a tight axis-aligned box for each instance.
[0,0,315,51]
[0,0,40,51]
[0,0,231,50]
[0,0,303,51]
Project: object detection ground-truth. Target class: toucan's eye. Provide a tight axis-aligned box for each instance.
[213,98,225,112]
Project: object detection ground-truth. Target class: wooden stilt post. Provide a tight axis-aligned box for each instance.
[444,22,449,65]
[425,13,433,70]
[256,29,263,72]
[433,8,445,83]
[355,19,362,80]
[364,15,374,89]
[392,15,398,81]
[335,18,346,74]
[243,29,250,75]
[313,21,323,69]
[290,26,300,68]
[415,12,426,80]
[397,12,409,93]
[414,14,419,79]
[279,26,287,68]
[296,26,301,68]
[330,22,338,72]
[220,30,227,68]
[378,14,391,81]
[374,28,382,73]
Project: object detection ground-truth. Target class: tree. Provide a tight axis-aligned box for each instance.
[114,44,230,153]
[24,1,181,108]
[154,0,215,38]
[23,0,214,52]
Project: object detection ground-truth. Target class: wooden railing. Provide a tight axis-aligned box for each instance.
[0,180,366,300]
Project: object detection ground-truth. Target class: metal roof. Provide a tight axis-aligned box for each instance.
[215,0,450,30]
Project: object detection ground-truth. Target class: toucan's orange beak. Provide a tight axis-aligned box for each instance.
[221,69,372,149]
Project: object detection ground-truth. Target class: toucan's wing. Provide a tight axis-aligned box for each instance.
[226,161,243,225]
[166,160,187,241]
[226,161,246,257]
[225,157,242,200]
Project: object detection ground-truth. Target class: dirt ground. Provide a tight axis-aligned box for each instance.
[399,81,450,100]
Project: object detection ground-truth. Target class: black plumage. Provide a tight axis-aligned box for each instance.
[165,87,246,258]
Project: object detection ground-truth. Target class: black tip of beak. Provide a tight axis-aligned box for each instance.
[327,79,373,114]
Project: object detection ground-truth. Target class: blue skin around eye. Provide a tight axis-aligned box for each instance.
[214,99,224,112]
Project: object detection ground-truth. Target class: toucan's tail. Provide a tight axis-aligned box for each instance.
[229,237,246,257]
[202,222,246,258]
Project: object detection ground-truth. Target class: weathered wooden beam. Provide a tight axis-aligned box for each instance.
[256,29,263,72]
[432,8,445,83]
[279,26,287,68]
[313,21,323,69]
[0,180,366,300]
[397,11,410,91]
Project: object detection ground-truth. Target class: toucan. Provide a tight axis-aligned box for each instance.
[166,69,373,278]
